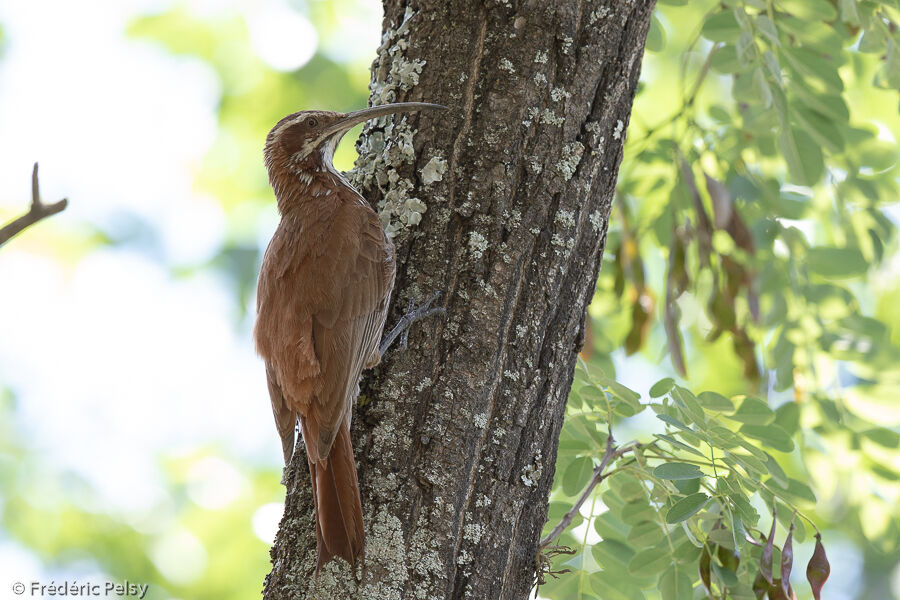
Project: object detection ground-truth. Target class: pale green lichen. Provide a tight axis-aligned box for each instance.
[350,6,430,237]
[468,231,488,259]
[419,155,447,185]
[358,509,409,600]
[590,210,605,231]
[613,119,625,140]
[550,87,571,102]
[464,522,486,544]
[499,58,516,73]
[534,50,549,63]
[555,209,575,228]
[590,7,611,24]
[556,142,584,180]
[408,522,445,600]
[503,369,519,381]
[521,450,543,487]
[585,121,603,136]
[473,413,488,428]
[551,233,575,252]
[539,109,565,126]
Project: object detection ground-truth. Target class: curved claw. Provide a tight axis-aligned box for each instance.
[380,290,447,357]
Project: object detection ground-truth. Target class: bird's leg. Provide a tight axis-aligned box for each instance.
[378,291,445,358]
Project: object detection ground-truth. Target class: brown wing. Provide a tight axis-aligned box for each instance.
[265,363,297,464]
[306,200,394,461]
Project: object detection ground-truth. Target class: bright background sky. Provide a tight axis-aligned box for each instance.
[0,0,380,587]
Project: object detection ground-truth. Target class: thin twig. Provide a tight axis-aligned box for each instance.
[0,163,68,248]
[539,429,641,549]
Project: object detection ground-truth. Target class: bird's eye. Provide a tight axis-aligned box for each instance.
[306,117,318,128]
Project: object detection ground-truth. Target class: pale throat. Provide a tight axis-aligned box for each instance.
[281,134,351,201]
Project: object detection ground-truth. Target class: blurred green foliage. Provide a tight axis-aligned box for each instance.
[0,392,281,599]
[2,0,900,599]
[544,0,900,598]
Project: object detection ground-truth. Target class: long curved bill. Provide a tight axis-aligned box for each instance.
[324,102,447,138]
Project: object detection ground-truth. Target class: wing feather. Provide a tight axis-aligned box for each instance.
[309,200,394,458]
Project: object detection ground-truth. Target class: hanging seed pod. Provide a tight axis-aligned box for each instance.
[699,544,712,597]
[760,507,777,584]
[806,533,830,600]
[780,517,795,596]
[752,571,768,599]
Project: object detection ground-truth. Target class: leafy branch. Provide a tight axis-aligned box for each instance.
[0,163,68,248]
[539,427,642,550]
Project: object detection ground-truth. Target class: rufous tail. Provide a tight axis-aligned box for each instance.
[304,419,364,573]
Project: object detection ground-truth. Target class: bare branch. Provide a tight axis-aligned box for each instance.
[0,163,68,248]
[538,429,641,549]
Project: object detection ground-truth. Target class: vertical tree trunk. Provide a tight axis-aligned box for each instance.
[263,1,655,598]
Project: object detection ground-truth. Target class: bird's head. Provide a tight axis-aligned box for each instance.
[264,103,446,181]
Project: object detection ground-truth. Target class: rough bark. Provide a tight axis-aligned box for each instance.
[262,1,654,599]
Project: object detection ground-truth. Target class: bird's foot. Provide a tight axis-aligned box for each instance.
[379,291,446,357]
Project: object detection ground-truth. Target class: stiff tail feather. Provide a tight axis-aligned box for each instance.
[303,419,364,573]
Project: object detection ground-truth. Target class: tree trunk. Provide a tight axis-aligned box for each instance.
[262,1,655,598]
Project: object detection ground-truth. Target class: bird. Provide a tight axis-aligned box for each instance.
[254,102,445,573]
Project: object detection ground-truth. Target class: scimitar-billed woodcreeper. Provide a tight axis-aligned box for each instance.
[254,102,445,572]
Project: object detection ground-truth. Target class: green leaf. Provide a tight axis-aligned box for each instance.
[698,391,735,412]
[590,571,648,600]
[562,456,594,496]
[609,471,647,502]
[738,424,795,452]
[711,45,743,73]
[666,493,709,523]
[729,492,761,526]
[778,126,824,186]
[792,87,849,122]
[727,397,774,425]
[650,377,675,398]
[712,561,740,587]
[629,543,671,576]
[775,0,837,21]
[765,477,818,504]
[628,521,666,548]
[702,11,742,42]
[753,67,773,107]
[657,413,692,430]
[659,565,694,600]
[622,501,658,525]
[646,13,666,52]
[674,477,701,495]
[794,106,844,153]
[672,386,706,425]
[774,402,800,436]
[737,31,759,66]
[654,462,705,480]
[654,434,708,458]
[807,246,868,278]
[766,453,789,487]
[602,378,642,407]
[724,451,769,476]
[782,46,844,93]
[594,511,629,541]
[756,15,780,46]
[862,428,900,448]
[708,527,736,548]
